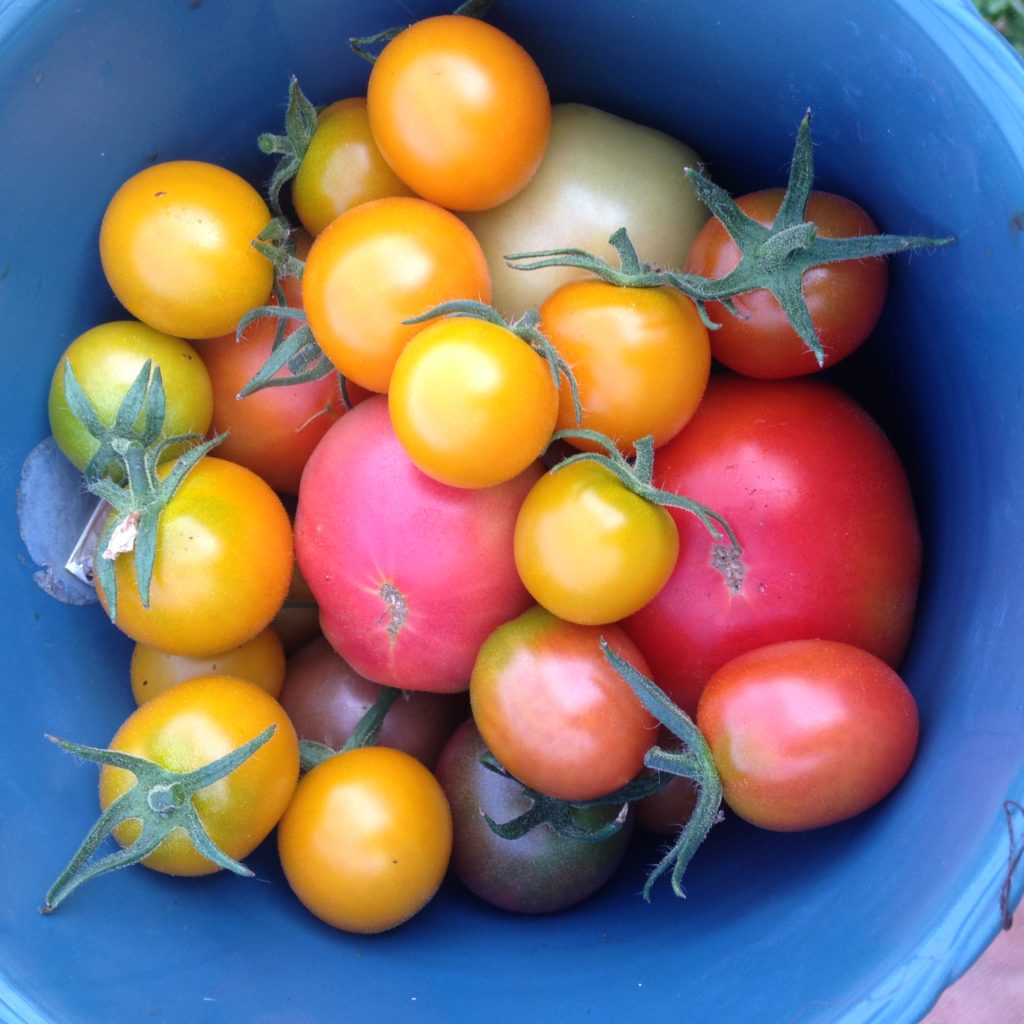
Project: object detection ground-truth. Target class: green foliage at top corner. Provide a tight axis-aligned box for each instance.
[975,0,1024,57]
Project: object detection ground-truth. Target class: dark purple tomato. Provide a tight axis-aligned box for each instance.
[279,637,468,769]
[434,719,633,914]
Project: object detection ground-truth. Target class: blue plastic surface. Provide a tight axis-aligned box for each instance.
[2,1,1023,1021]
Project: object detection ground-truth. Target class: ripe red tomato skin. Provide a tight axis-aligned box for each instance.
[696,639,919,831]
[684,189,888,378]
[470,606,658,802]
[624,373,921,716]
[294,396,540,693]
[194,268,349,496]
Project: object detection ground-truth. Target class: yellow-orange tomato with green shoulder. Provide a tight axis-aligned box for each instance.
[277,745,452,933]
[99,674,300,876]
[292,97,414,236]
[388,316,558,488]
[95,456,294,658]
[514,459,679,625]
[99,160,273,339]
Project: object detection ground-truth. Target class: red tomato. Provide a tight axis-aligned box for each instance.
[367,15,551,211]
[469,606,657,802]
[194,267,353,496]
[696,639,919,830]
[294,396,540,693]
[684,190,888,378]
[624,374,921,715]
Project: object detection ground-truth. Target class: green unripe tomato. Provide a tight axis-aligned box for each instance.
[461,103,709,318]
[48,320,214,471]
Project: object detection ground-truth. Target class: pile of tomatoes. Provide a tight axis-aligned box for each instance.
[43,7,934,933]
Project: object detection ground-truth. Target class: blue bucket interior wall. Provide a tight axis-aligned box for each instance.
[1,2,1023,1022]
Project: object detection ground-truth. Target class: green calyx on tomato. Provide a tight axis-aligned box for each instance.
[549,427,739,551]
[348,0,500,63]
[299,684,402,771]
[600,640,723,901]
[42,724,277,912]
[674,112,952,365]
[479,749,662,843]
[403,298,582,423]
[510,113,951,365]
[61,359,223,622]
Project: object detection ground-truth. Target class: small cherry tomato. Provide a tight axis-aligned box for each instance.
[388,316,558,488]
[684,190,888,378]
[277,745,452,933]
[95,456,294,658]
[292,97,414,236]
[538,281,710,454]
[99,161,274,339]
[48,320,213,472]
[367,15,550,211]
[278,636,467,769]
[99,674,300,875]
[470,607,657,802]
[301,196,491,393]
[434,718,634,914]
[129,626,287,705]
[513,459,679,625]
[194,254,354,496]
[696,639,919,831]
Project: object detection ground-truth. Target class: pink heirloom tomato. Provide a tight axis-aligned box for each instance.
[294,396,540,693]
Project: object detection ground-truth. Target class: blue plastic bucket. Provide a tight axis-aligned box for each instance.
[2,1,1023,1021]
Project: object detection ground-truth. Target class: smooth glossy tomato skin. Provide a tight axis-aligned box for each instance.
[513,460,679,625]
[624,374,921,716]
[99,674,300,875]
[278,636,468,769]
[96,456,294,658]
[292,97,414,236]
[276,745,452,933]
[538,281,710,454]
[367,15,550,212]
[302,196,491,393]
[295,396,539,693]
[696,639,919,830]
[684,189,888,378]
[463,104,707,317]
[99,161,274,339]
[129,626,286,705]
[48,320,213,472]
[470,606,657,801]
[434,719,634,914]
[388,317,558,488]
[194,265,352,496]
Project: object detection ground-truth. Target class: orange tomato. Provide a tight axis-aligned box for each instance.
[367,15,550,211]
[301,196,491,393]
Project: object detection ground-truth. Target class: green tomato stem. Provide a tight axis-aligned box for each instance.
[600,640,724,900]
